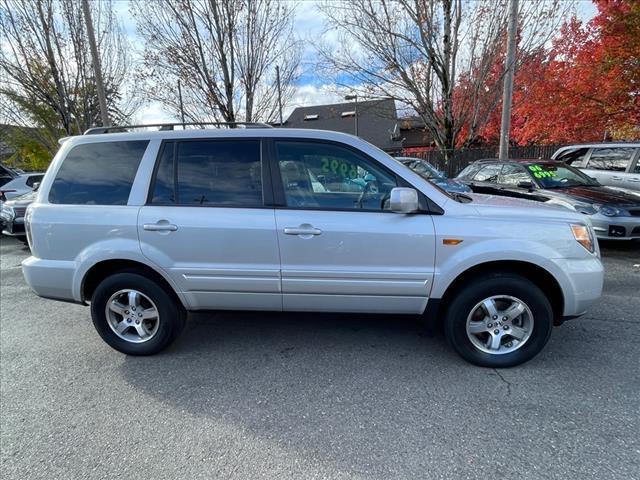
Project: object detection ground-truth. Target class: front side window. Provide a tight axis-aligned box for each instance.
[499,164,530,186]
[150,140,262,207]
[473,164,502,183]
[49,140,148,205]
[457,163,482,180]
[275,141,397,210]
[588,148,635,172]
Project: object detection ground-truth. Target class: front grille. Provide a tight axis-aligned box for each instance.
[12,207,26,218]
[629,209,640,217]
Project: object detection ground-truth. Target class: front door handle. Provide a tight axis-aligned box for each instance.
[144,221,178,232]
[284,225,322,236]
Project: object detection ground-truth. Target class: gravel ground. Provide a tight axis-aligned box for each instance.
[1,236,639,479]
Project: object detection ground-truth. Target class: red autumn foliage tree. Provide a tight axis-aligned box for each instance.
[471,0,640,146]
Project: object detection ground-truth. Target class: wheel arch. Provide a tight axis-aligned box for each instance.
[435,260,564,326]
[81,259,187,310]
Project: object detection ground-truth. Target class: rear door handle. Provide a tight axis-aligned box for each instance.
[284,226,322,236]
[144,222,178,232]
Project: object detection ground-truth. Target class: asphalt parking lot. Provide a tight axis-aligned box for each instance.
[1,236,639,479]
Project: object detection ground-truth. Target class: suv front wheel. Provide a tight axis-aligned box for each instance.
[90,272,185,355]
[444,274,553,368]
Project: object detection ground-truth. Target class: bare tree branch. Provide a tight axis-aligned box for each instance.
[0,0,138,152]
[133,0,302,123]
[317,0,574,159]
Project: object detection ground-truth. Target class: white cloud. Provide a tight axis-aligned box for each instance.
[133,102,178,124]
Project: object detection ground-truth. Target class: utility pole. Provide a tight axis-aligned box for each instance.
[498,0,518,160]
[82,0,110,127]
[177,80,186,125]
[276,65,283,126]
[344,94,358,136]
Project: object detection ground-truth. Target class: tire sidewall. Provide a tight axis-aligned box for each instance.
[91,272,183,355]
[444,275,553,368]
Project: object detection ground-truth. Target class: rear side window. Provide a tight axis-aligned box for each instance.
[587,148,635,172]
[498,164,530,185]
[49,141,148,205]
[150,140,262,207]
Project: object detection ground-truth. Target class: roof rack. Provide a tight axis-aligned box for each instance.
[83,122,273,135]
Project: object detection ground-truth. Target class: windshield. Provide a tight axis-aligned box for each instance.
[410,161,444,180]
[527,163,599,188]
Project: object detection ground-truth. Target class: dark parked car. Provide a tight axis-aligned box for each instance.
[1,190,36,241]
[396,157,472,193]
[457,159,640,240]
[0,163,20,188]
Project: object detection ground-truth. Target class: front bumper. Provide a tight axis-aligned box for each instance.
[590,214,640,240]
[552,256,604,317]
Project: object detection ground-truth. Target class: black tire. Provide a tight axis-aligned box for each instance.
[90,272,185,355]
[443,273,553,368]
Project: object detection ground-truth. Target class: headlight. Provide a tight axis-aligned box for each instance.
[571,224,595,253]
[0,205,14,221]
[594,204,626,217]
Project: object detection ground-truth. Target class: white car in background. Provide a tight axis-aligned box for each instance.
[551,143,640,192]
[0,172,44,201]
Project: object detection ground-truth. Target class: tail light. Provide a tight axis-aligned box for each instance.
[24,205,33,250]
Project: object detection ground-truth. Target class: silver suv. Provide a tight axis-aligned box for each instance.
[22,124,604,367]
[552,143,640,192]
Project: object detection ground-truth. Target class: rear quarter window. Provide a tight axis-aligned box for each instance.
[49,141,148,205]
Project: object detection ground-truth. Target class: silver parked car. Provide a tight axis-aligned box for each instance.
[22,123,604,367]
[1,190,36,240]
[551,143,640,192]
[0,172,44,201]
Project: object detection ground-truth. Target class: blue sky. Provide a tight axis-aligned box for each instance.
[113,0,598,123]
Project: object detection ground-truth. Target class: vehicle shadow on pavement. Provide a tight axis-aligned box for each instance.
[117,311,546,477]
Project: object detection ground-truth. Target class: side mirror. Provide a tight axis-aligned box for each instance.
[390,187,419,213]
[517,181,534,190]
[32,182,40,191]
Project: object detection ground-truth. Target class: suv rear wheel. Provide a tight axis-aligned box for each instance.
[90,272,185,355]
[444,274,553,368]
